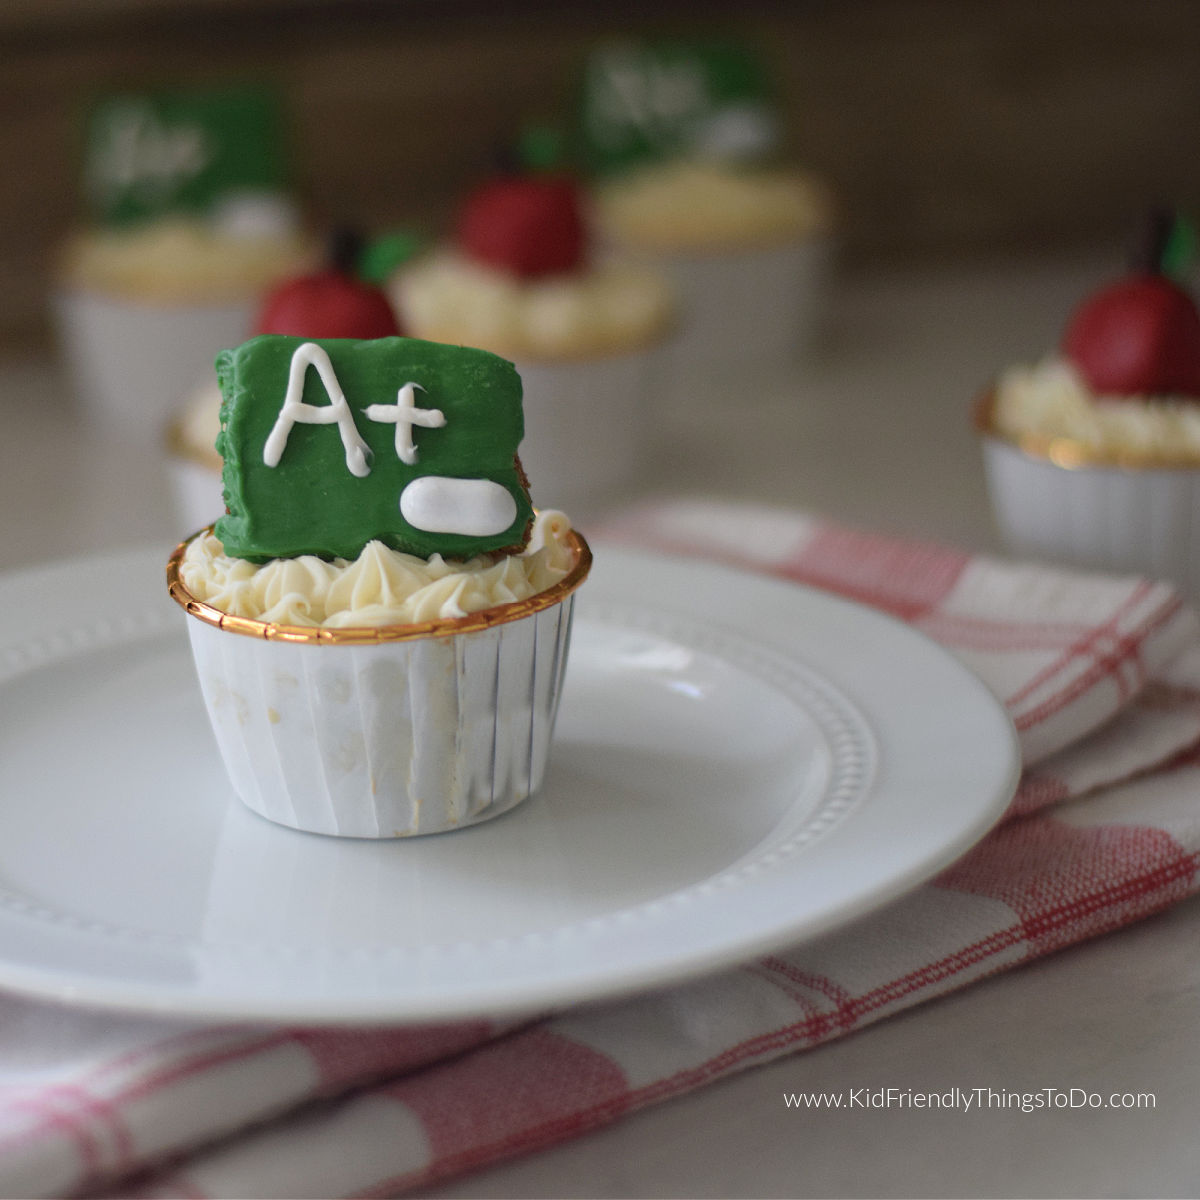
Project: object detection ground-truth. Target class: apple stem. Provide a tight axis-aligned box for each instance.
[328,227,365,277]
[1131,205,1174,276]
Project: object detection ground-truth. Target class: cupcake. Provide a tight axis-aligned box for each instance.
[167,333,591,838]
[165,230,405,531]
[55,85,315,435]
[578,39,835,411]
[975,209,1200,593]
[390,161,674,512]
[166,375,225,531]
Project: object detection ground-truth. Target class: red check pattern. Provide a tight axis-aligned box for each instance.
[3,498,1200,1200]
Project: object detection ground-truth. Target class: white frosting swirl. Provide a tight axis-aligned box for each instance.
[171,378,223,465]
[180,510,577,627]
[59,214,316,303]
[594,159,833,253]
[992,358,1200,462]
[391,252,674,361]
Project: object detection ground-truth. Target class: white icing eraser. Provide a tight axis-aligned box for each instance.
[400,476,518,536]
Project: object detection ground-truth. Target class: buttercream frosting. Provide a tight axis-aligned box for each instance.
[391,252,674,361]
[594,159,833,253]
[180,509,576,627]
[59,214,315,303]
[171,378,223,466]
[992,358,1200,462]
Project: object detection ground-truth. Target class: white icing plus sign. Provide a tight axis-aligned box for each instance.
[365,382,446,465]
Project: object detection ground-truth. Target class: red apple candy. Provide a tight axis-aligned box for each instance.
[456,176,586,278]
[254,269,401,339]
[1061,273,1200,398]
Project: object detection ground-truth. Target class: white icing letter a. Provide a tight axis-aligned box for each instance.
[262,342,371,477]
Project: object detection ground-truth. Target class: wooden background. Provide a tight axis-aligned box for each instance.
[1,0,1198,353]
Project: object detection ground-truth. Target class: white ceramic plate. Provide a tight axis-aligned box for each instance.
[0,544,1018,1024]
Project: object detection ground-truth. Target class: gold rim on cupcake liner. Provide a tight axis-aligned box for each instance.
[166,526,592,644]
[972,390,1200,472]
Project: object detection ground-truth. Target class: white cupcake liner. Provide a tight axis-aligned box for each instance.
[54,289,254,437]
[168,530,592,838]
[977,396,1200,595]
[514,349,659,513]
[645,235,833,415]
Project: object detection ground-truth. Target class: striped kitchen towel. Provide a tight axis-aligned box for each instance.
[3,498,1200,1199]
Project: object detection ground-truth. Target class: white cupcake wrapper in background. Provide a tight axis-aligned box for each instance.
[168,454,226,534]
[55,289,254,437]
[647,236,833,417]
[514,349,658,514]
[184,594,578,838]
[980,435,1200,596]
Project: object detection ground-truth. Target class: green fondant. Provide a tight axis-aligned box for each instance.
[214,335,533,563]
[82,85,288,228]
[577,39,778,177]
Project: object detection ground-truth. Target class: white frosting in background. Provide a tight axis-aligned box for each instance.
[180,509,576,627]
[208,191,302,240]
[172,378,223,463]
[59,214,315,302]
[594,159,833,253]
[391,252,674,361]
[992,358,1200,462]
[691,105,781,161]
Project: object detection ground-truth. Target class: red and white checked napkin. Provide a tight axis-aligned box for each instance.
[4,497,1200,1200]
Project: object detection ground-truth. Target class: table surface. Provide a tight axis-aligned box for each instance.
[2,248,1198,1199]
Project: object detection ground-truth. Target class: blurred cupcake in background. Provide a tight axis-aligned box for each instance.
[975,208,1200,594]
[577,38,835,415]
[166,228,411,532]
[169,375,225,534]
[390,133,675,514]
[55,85,316,437]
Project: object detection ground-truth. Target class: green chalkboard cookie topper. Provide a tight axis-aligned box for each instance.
[81,84,291,229]
[215,335,534,563]
[576,38,781,177]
